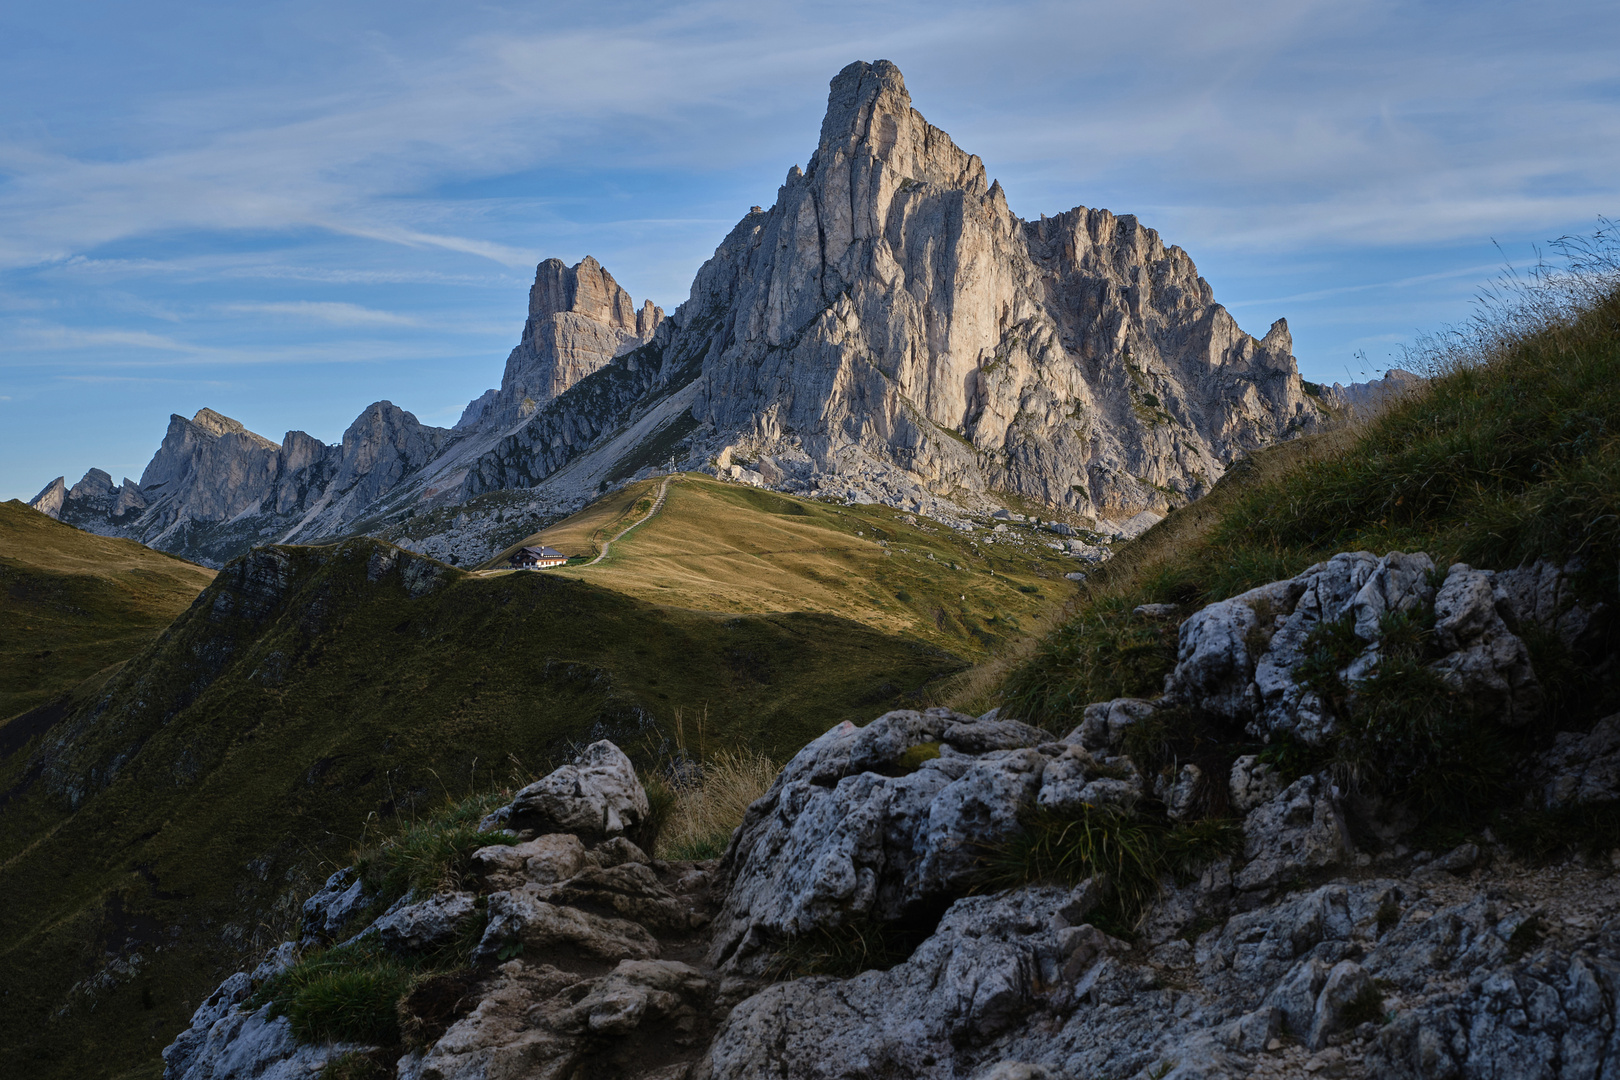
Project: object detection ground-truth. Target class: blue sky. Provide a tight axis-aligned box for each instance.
[2,0,1617,500]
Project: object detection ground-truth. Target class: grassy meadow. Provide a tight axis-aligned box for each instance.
[485,473,1077,659]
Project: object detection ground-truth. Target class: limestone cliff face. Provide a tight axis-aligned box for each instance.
[462,257,664,431]
[463,60,1322,520]
[31,403,450,567]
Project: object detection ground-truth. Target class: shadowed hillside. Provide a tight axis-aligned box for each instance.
[0,536,970,1079]
[0,500,215,722]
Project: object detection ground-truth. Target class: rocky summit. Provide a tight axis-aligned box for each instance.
[30,59,1334,568]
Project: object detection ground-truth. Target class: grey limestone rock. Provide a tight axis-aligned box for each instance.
[1160,551,1551,746]
[402,957,711,1080]
[1432,563,1543,724]
[374,891,478,954]
[299,867,373,945]
[1532,713,1620,808]
[481,740,651,842]
[699,887,1100,1080]
[1233,774,1352,893]
[708,708,1060,970]
[1306,959,1375,1050]
[475,890,660,964]
[1068,696,1155,754]
[162,944,371,1080]
[1227,754,1283,814]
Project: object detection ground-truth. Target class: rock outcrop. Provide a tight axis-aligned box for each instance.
[463,256,665,430]
[159,546,1620,1080]
[32,58,1341,569]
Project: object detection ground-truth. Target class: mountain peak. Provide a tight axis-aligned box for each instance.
[819,59,910,149]
[190,407,245,437]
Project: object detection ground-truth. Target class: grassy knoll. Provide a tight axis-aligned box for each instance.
[0,538,966,1080]
[0,500,215,721]
[485,474,1076,658]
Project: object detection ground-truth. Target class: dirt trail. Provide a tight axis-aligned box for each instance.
[586,475,674,566]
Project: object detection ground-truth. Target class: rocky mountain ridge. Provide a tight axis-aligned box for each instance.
[158,546,1620,1080]
[32,59,1329,567]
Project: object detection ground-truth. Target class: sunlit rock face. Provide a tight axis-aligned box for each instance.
[463,59,1321,521]
[480,256,665,429]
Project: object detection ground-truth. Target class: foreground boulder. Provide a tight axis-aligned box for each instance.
[707,707,1128,970]
[480,740,651,841]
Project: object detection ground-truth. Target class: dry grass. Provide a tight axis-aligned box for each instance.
[650,748,778,861]
[478,473,1074,660]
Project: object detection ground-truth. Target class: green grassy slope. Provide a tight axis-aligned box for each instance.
[484,473,1077,659]
[0,500,216,721]
[0,537,970,1079]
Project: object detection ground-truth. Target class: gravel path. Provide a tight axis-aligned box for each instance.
[586,475,673,566]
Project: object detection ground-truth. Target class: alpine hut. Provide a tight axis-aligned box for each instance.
[510,545,568,569]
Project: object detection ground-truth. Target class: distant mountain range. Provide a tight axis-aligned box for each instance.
[30,60,1401,567]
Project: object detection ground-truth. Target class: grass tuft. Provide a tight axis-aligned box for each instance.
[353,791,517,905]
[978,805,1242,936]
[764,918,923,979]
[251,942,415,1046]
[647,748,777,861]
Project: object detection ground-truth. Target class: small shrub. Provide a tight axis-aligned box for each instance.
[1331,657,1509,825]
[253,943,414,1045]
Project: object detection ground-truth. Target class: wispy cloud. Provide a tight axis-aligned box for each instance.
[1226,263,1507,309]
[218,300,422,327]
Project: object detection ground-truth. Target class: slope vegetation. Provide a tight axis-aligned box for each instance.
[0,500,215,721]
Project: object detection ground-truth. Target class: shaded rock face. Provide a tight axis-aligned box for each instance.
[1159,552,1596,744]
[463,59,1321,521]
[30,403,448,567]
